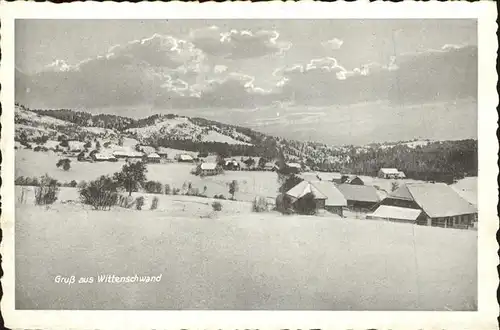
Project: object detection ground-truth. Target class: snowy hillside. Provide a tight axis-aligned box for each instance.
[126,117,252,145]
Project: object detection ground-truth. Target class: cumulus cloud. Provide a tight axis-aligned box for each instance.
[270,44,477,106]
[321,38,344,50]
[189,26,291,60]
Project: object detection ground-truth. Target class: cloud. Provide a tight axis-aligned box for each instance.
[189,26,291,60]
[270,44,477,106]
[321,38,344,50]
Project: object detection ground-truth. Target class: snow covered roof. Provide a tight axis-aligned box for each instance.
[286,162,302,169]
[113,150,144,157]
[368,205,422,221]
[179,154,194,161]
[286,181,327,200]
[316,172,342,181]
[379,168,401,174]
[94,153,116,160]
[200,162,218,170]
[147,152,160,158]
[68,141,85,151]
[337,184,380,203]
[311,181,347,207]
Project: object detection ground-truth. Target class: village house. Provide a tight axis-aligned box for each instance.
[371,183,477,229]
[197,162,222,176]
[146,152,161,163]
[285,162,302,174]
[92,152,117,162]
[337,184,380,212]
[378,168,406,179]
[112,150,144,160]
[286,180,347,216]
[67,140,86,152]
[177,154,195,163]
[316,172,343,184]
[156,147,169,158]
[341,175,365,185]
[224,159,241,171]
[263,162,278,171]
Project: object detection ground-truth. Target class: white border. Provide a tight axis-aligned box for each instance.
[1,2,498,330]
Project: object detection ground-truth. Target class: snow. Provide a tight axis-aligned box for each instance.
[201,130,252,145]
[16,190,477,310]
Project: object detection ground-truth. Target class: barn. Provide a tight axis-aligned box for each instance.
[286,180,347,216]
[146,152,161,163]
[374,182,478,229]
[337,184,380,212]
[378,168,406,179]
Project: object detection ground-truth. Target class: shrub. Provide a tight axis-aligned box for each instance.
[34,175,59,205]
[117,195,136,209]
[144,180,163,194]
[69,180,78,187]
[252,197,268,213]
[164,184,171,195]
[172,188,180,195]
[56,158,71,171]
[76,180,87,189]
[212,201,222,212]
[150,196,159,210]
[33,146,42,152]
[228,180,239,200]
[135,196,145,210]
[79,176,118,210]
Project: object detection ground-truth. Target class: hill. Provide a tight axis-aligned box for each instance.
[15,104,477,183]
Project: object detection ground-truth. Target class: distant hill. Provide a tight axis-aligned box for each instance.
[15,104,477,183]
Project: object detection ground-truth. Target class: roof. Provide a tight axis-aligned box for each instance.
[403,183,477,218]
[93,153,115,160]
[147,152,160,158]
[179,154,194,160]
[286,181,327,200]
[264,162,277,168]
[200,162,218,170]
[113,150,144,157]
[344,176,364,184]
[337,184,380,203]
[139,146,156,154]
[316,172,342,181]
[286,162,302,169]
[311,181,347,207]
[299,172,320,182]
[379,168,401,174]
[68,141,85,150]
[368,205,422,221]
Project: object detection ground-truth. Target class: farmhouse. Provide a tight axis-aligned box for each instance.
[337,184,380,211]
[92,152,117,162]
[224,159,241,170]
[286,180,347,216]
[146,152,161,163]
[112,150,144,159]
[285,162,302,174]
[67,140,85,152]
[378,168,406,179]
[367,205,426,224]
[286,181,327,212]
[177,154,194,163]
[156,147,169,158]
[341,175,365,185]
[316,172,343,183]
[198,162,222,176]
[263,162,278,171]
[374,183,477,229]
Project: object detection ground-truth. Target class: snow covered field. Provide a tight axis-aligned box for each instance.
[15,190,477,310]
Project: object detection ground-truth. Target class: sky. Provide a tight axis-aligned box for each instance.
[15,19,478,144]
